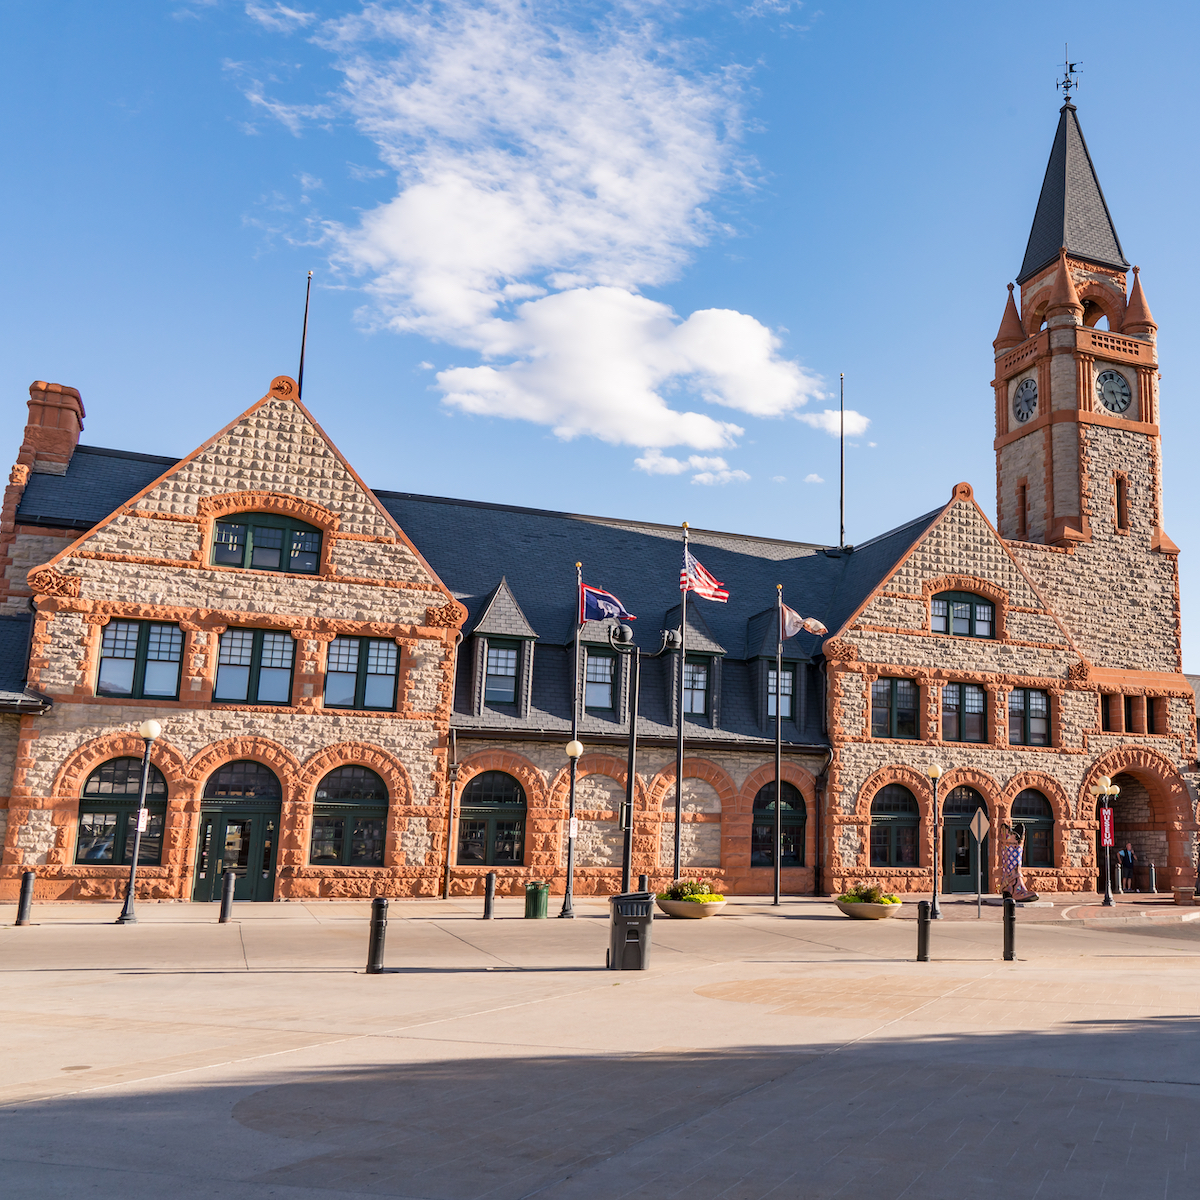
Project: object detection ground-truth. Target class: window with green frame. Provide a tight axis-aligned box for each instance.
[75,757,168,865]
[930,591,995,638]
[1012,788,1054,866]
[871,678,918,738]
[309,766,389,867]
[97,620,183,699]
[941,682,986,742]
[750,782,806,865]
[214,629,295,705]
[212,512,322,574]
[456,770,526,866]
[870,784,919,866]
[324,637,399,710]
[484,640,519,705]
[1008,688,1050,745]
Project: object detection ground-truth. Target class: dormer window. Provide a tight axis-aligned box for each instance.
[683,658,709,714]
[484,640,519,704]
[931,591,994,638]
[585,652,616,710]
[212,513,321,574]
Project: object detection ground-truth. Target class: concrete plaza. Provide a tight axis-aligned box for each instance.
[3,895,1200,1199]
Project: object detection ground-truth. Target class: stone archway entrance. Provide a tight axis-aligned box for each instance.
[1096,773,1167,893]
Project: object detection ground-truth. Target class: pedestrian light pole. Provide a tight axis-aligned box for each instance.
[928,763,943,919]
[115,719,162,926]
[609,624,682,893]
[560,738,584,917]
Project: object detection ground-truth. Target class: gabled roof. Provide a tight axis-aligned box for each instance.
[468,578,538,640]
[1018,103,1128,283]
[664,600,726,655]
[0,615,50,713]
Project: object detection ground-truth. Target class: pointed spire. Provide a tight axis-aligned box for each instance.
[1046,248,1083,319]
[1122,265,1157,335]
[1018,103,1129,283]
[993,283,1026,350]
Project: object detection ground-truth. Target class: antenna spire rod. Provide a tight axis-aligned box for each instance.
[297,270,314,399]
[1056,44,1080,105]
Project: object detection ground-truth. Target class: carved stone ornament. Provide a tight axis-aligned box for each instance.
[269,375,298,399]
[425,601,467,629]
[823,637,857,662]
[1068,658,1093,681]
[9,464,29,486]
[27,566,82,598]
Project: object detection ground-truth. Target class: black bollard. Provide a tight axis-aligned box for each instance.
[638,874,649,894]
[366,896,389,974]
[218,868,236,924]
[916,900,930,962]
[1003,896,1016,961]
[483,871,496,920]
[15,870,35,926]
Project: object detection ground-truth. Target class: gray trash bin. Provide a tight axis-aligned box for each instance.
[607,891,653,970]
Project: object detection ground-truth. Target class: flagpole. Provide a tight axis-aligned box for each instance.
[560,561,582,918]
[839,373,845,550]
[774,584,784,906]
[674,522,688,880]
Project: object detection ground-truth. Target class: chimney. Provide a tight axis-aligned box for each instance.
[19,381,85,476]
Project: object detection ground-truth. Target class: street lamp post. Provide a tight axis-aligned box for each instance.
[560,739,584,917]
[609,624,682,893]
[115,719,162,926]
[1104,779,1118,907]
[928,763,943,919]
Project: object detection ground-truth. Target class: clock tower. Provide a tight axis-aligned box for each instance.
[994,99,1180,673]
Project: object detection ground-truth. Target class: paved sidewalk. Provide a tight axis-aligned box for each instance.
[3,896,1200,1198]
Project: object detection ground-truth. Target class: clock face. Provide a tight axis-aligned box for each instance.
[1013,378,1038,423]
[1096,369,1132,414]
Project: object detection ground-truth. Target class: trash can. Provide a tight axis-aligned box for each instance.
[524,880,549,919]
[607,891,653,970]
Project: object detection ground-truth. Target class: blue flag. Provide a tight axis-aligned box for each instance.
[580,584,636,623]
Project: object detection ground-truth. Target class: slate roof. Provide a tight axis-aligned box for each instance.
[0,615,48,713]
[12,443,946,747]
[1018,103,1128,284]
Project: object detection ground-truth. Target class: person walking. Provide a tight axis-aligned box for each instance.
[1119,842,1138,892]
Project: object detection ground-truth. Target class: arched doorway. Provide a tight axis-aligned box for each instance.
[1097,772,1167,893]
[750,781,806,867]
[941,785,987,893]
[192,761,283,902]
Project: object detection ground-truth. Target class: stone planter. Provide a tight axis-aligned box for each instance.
[835,899,902,920]
[656,897,726,919]
[1173,887,1195,906]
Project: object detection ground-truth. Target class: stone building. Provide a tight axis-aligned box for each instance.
[0,100,1196,902]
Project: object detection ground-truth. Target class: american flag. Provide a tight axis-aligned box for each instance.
[680,549,729,602]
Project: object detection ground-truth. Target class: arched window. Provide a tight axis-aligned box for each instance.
[870,784,919,867]
[212,512,322,575]
[310,766,389,868]
[751,781,806,867]
[76,757,168,866]
[1012,788,1054,867]
[204,760,282,799]
[457,771,527,866]
[930,591,995,639]
[942,785,986,817]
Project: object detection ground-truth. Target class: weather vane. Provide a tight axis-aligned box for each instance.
[1057,44,1080,104]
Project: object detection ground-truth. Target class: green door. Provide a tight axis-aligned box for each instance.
[192,809,279,902]
[943,823,987,893]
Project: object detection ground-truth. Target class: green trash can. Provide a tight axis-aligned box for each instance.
[524,880,549,919]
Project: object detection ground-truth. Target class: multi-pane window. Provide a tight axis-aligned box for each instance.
[310,766,389,868]
[1008,688,1050,745]
[212,513,321,574]
[484,641,519,704]
[585,653,616,709]
[870,784,919,867]
[767,666,795,719]
[942,683,986,742]
[214,629,295,705]
[750,782,806,866]
[97,621,183,699]
[1012,789,1054,867]
[75,758,168,866]
[931,592,994,638]
[871,678,919,738]
[204,760,282,799]
[324,637,398,710]
[683,660,709,714]
[457,771,526,866]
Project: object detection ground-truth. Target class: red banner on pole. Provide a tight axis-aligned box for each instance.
[1100,807,1115,847]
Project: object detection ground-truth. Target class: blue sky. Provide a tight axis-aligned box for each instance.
[4,1,1200,662]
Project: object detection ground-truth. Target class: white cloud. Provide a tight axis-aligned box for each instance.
[692,467,750,486]
[804,473,824,483]
[264,0,832,456]
[635,449,748,485]
[771,475,786,483]
[796,409,871,437]
[246,3,315,32]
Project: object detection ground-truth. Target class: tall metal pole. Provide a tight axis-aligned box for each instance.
[674,523,688,879]
[115,735,154,926]
[774,584,784,906]
[930,772,943,919]
[297,271,313,399]
[560,562,583,917]
[442,729,458,899]
[1102,786,1116,907]
[621,648,640,893]
[839,373,845,550]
